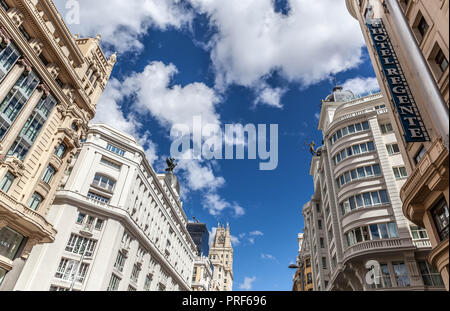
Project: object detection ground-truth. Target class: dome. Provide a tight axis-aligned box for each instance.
[324,86,356,103]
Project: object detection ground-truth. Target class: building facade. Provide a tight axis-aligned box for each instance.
[302,87,445,291]
[0,0,115,289]
[209,223,233,291]
[13,124,196,291]
[191,256,215,291]
[346,0,449,290]
[292,232,314,291]
[187,222,210,257]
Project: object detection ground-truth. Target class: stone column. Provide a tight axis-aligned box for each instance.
[0,64,25,103]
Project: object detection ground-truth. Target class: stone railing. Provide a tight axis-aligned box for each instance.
[412,238,432,248]
[0,191,56,240]
[344,238,413,260]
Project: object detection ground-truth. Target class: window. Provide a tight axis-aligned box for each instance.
[18,25,31,41]
[318,220,322,230]
[393,167,408,179]
[95,219,104,230]
[87,191,110,204]
[431,198,449,241]
[418,261,445,287]
[337,164,382,188]
[0,72,40,140]
[0,172,14,193]
[55,143,67,158]
[410,226,428,240]
[65,234,97,257]
[380,123,393,134]
[0,227,24,260]
[131,263,141,283]
[414,146,426,164]
[333,141,376,165]
[49,285,70,291]
[0,42,21,82]
[392,262,410,287]
[435,48,448,73]
[329,121,370,145]
[42,165,56,184]
[346,222,398,247]
[114,251,127,272]
[322,257,327,270]
[305,258,311,267]
[54,258,89,284]
[320,238,325,248]
[386,144,400,155]
[144,274,153,291]
[417,16,429,38]
[373,263,392,288]
[341,190,389,214]
[92,174,116,192]
[107,274,121,291]
[316,203,320,213]
[307,273,312,284]
[76,212,86,224]
[106,143,125,156]
[0,0,10,11]
[28,192,43,211]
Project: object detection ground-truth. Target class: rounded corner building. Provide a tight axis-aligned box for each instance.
[302,87,446,291]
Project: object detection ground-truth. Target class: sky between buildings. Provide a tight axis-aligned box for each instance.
[55,0,380,291]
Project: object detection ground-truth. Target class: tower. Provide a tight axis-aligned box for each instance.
[209,223,233,291]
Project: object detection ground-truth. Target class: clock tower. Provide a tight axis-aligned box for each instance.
[209,223,234,291]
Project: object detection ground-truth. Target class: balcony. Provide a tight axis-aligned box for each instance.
[79,222,94,237]
[343,238,414,262]
[401,137,448,226]
[412,238,432,249]
[0,190,56,244]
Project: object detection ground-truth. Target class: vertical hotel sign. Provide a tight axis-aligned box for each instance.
[367,20,429,142]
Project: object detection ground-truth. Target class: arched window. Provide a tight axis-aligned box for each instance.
[92,174,116,192]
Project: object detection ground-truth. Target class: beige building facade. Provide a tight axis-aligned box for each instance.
[0,0,115,289]
[209,223,233,291]
[346,0,449,290]
[302,87,445,291]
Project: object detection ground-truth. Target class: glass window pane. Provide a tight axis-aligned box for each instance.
[363,193,372,206]
[379,223,389,239]
[357,167,366,178]
[373,165,381,176]
[370,225,380,239]
[379,190,390,204]
[362,121,370,130]
[371,192,381,205]
[388,223,399,238]
[356,195,364,208]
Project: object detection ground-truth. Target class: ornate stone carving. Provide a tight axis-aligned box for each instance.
[47,63,61,79]
[37,83,50,98]
[7,8,25,27]
[29,38,44,55]
[3,157,26,177]
[17,57,33,73]
[0,27,11,48]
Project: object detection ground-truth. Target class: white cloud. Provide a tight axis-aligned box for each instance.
[190,0,365,91]
[239,276,256,291]
[204,193,245,217]
[342,76,380,96]
[54,0,193,53]
[261,253,277,261]
[314,112,320,120]
[92,78,159,165]
[249,230,264,236]
[230,235,240,247]
[254,83,287,108]
[248,238,255,244]
[178,157,225,192]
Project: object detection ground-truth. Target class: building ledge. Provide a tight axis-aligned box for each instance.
[343,238,415,262]
[400,137,449,226]
[428,238,449,274]
[0,191,56,243]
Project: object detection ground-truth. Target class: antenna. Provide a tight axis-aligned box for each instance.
[192,216,200,223]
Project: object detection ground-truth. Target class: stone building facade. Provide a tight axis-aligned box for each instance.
[13,124,196,291]
[346,0,449,289]
[0,0,115,289]
[302,87,445,291]
[209,223,233,291]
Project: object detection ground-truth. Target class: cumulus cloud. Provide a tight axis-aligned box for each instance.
[239,276,257,291]
[250,231,264,236]
[204,193,245,217]
[342,76,380,96]
[189,0,365,91]
[54,0,193,53]
[254,83,287,108]
[261,253,277,261]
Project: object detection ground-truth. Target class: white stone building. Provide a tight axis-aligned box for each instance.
[209,223,233,291]
[191,256,214,291]
[302,87,446,291]
[13,124,197,291]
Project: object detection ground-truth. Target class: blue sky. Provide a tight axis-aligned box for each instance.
[55,0,380,291]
